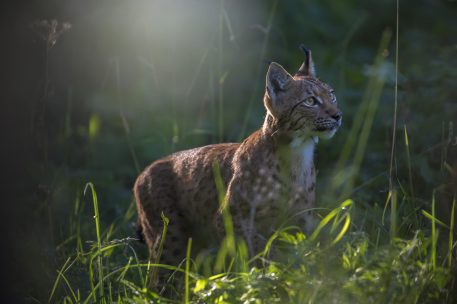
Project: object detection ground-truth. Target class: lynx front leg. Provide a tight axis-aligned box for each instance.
[225,181,263,256]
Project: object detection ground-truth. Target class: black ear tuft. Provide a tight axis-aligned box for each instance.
[295,44,316,77]
[299,44,310,56]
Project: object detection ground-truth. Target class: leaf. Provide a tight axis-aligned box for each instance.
[194,279,207,293]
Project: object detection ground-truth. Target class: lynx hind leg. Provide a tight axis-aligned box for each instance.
[134,163,189,274]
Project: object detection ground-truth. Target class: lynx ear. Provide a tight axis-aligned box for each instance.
[266,62,293,96]
[265,62,292,117]
[295,44,316,77]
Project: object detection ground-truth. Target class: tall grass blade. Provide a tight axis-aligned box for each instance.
[333,29,392,195]
[149,212,169,288]
[83,263,185,304]
[49,256,73,303]
[441,122,446,172]
[421,210,449,229]
[389,0,400,193]
[260,226,298,259]
[337,13,367,95]
[84,182,104,302]
[331,214,351,245]
[381,190,392,225]
[117,257,133,282]
[236,239,249,272]
[185,238,193,304]
[184,47,210,104]
[449,197,455,268]
[431,191,437,270]
[114,59,140,173]
[238,0,279,140]
[309,199,353,242]
[217,0,225,142]
[404,125,415,199]
[108,282,112,304]
[212,161,236,267]
[390,188,397,240]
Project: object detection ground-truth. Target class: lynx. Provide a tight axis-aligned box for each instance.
[134,45,342,266]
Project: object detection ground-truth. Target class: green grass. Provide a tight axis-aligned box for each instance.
[49,182,455,303]
[47,52,457,302]
[29,1,457,303]
[46,49,457,304]
[47,13,457,304]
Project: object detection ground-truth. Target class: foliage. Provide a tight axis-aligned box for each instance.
[49,190,455,303]
[18,0,457,302]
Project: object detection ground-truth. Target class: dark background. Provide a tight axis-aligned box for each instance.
[1,0,457,302]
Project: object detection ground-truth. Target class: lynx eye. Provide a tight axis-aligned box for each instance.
[303,97,319,107]
[330,90,337,103]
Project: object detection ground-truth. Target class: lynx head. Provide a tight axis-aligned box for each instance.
[264,45,342,140]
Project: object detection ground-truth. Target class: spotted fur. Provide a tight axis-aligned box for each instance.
[134,47,342,268]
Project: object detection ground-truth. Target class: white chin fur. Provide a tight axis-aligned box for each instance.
[317,128,337,140]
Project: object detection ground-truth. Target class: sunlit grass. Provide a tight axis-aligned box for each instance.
[48,23,457,304]
[48,178,455,303]
[84,182,105,303]
[43,0,457,302]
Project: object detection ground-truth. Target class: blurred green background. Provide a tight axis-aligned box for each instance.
[4,0,457,301]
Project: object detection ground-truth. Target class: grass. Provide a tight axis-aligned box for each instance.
[49,182,455,303]
[48,60,457,303]
[332,28,392,197]
[27,1,457,303]
[48,18,457,304]
[84,182,104,302]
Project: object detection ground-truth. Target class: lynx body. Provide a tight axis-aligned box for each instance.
[134,46,342,264]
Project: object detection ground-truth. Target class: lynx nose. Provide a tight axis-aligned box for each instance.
[332,111,342,122]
